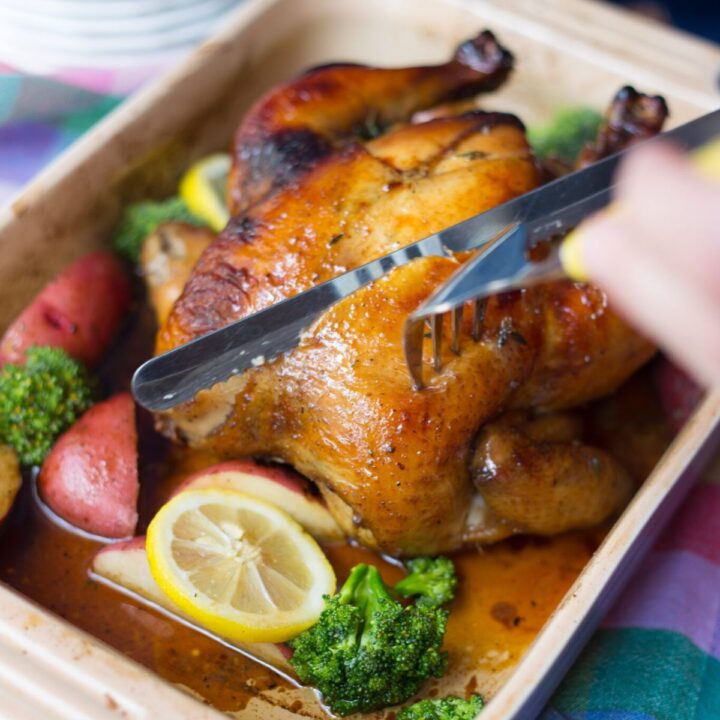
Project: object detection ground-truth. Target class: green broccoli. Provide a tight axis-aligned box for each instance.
[393,556,458,608]
[288,564,448,716]
[112,196,205,264]
[0,347,95,465]
[528,107,603,164]
[397,694,485,720]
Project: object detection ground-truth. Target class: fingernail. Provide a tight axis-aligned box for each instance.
[559,228,590,281]
[691,138,720,182]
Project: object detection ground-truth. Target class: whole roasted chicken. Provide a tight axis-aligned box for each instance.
[145,32,667,555]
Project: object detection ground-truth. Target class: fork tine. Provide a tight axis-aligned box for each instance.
[451,306,462,354]
[430,314,442,370]
[403,316,427,389]
[472,299,487,340]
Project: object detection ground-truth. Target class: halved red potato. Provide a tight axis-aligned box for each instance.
[92,538,292,672]
[0,445,21,526]
[0,251,131,368]
[173,460,343,542]
[39,393,138,538]
[93,537,163,601]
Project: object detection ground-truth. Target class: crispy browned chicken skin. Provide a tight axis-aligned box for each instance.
[150,33,666,555]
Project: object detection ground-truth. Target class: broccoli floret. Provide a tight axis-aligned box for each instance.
[398,694,485,720]
[528,107,603,163]
[0,347,95,465]
[289,564,448,716]
[393,556,457,608]
[112,196,205,263]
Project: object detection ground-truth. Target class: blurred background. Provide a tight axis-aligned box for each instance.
[0,0,718,206]
[0,0,242,92]
[617,0,720,42]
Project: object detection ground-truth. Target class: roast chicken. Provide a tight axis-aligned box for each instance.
[145,32,668,555]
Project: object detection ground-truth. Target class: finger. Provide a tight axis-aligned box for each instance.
[579,215,720,387]
[613,142,720,295]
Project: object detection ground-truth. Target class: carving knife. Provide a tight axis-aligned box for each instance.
[132,109,720,411]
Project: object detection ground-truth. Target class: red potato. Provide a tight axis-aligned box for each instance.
[0,251,131,368]
[92,538,293,672]
[0,445,21,526]
[174,460,344,542]
[39,393,138,538]
[655,359,704,432]
[92,537,157,599]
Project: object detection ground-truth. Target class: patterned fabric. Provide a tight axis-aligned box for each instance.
[1,69,719,720]
[543,477,720,720]
[0,75,121,205]
[0,107,118,202]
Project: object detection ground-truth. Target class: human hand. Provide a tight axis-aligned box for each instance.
[562,141,720,387]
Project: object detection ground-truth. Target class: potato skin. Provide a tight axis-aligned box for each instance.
[0,252,131,368]
[38,393,138,538]
[174,460,310,496]
[173,460,344,542]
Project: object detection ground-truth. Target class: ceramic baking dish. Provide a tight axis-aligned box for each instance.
[0,0,719,717]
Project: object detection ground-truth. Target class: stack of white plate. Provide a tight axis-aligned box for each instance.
[0,0,242,74]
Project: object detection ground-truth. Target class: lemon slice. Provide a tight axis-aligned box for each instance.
[146,488,336,643]
[179,153,231,232]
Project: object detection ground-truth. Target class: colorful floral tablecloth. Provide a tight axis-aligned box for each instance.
[1,68,719,720]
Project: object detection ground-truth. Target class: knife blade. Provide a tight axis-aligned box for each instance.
[132,108,720,411]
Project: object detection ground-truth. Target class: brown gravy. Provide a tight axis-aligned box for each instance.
[0,480,604,714]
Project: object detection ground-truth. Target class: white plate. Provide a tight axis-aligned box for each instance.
[0,0,219,20]
[0,12,235,52]
[0,35,190,73]
[0,0,238,35]
[0,0,241,72]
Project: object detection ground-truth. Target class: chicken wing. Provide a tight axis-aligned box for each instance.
[468,411,633,543]
[576,85,668,168]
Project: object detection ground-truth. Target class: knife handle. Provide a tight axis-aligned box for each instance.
[560,136,720,280]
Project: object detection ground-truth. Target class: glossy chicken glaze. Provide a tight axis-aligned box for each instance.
[152,33,665,555]
[226,31,514,216]
[159,117,535,349]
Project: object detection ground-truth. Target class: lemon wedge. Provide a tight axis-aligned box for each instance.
[179,153,231,232]
[146,488,336,643]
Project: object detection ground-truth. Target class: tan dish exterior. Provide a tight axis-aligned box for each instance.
[0,0,719,718]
